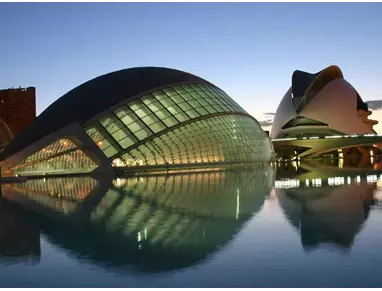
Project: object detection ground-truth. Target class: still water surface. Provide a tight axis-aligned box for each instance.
[1,160,382,287]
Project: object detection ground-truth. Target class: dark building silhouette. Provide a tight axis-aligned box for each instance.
[0,87,36,137]
[0,198,40,264]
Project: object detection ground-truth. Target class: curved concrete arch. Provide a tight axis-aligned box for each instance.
[296,65,344,112]
[270,88,296,139]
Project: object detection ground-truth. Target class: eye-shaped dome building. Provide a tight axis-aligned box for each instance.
[0,67,274,177]
[271,65,378,139]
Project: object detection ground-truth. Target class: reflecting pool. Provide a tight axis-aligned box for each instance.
[0,160,382,287]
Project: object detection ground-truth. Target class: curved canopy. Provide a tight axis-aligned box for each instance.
[292,65,344,112]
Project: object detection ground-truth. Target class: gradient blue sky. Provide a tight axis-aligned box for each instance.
[1,2,381,121]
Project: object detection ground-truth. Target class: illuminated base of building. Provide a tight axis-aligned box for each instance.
[275,145,382,161]
[272,134,382,161]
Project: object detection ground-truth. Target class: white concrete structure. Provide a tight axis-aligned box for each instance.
[271,65,378,139]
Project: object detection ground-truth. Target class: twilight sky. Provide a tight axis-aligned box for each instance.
[1,2,381,121]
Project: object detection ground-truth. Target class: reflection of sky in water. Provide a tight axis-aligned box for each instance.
[0,162,382,287]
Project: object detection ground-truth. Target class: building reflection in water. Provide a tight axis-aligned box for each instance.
[274,160,379,252]
[1,165,275,273]
[3,159,381,270]
[0,198,40,264]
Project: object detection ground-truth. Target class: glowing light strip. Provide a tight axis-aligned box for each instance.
[274,174,382,189]
[272,133,382,141]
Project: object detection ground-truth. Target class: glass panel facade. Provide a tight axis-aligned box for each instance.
[84,83,257,165]
[116,115,273,167]
[13,139,77,167]
[86,126,118,157]
[13,149,98,175]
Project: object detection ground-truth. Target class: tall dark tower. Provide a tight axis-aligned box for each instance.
[0,87,36,137]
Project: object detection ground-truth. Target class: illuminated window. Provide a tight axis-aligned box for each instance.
[12,149,98,175]
[12,139,77,167]
[118,115,272,167]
